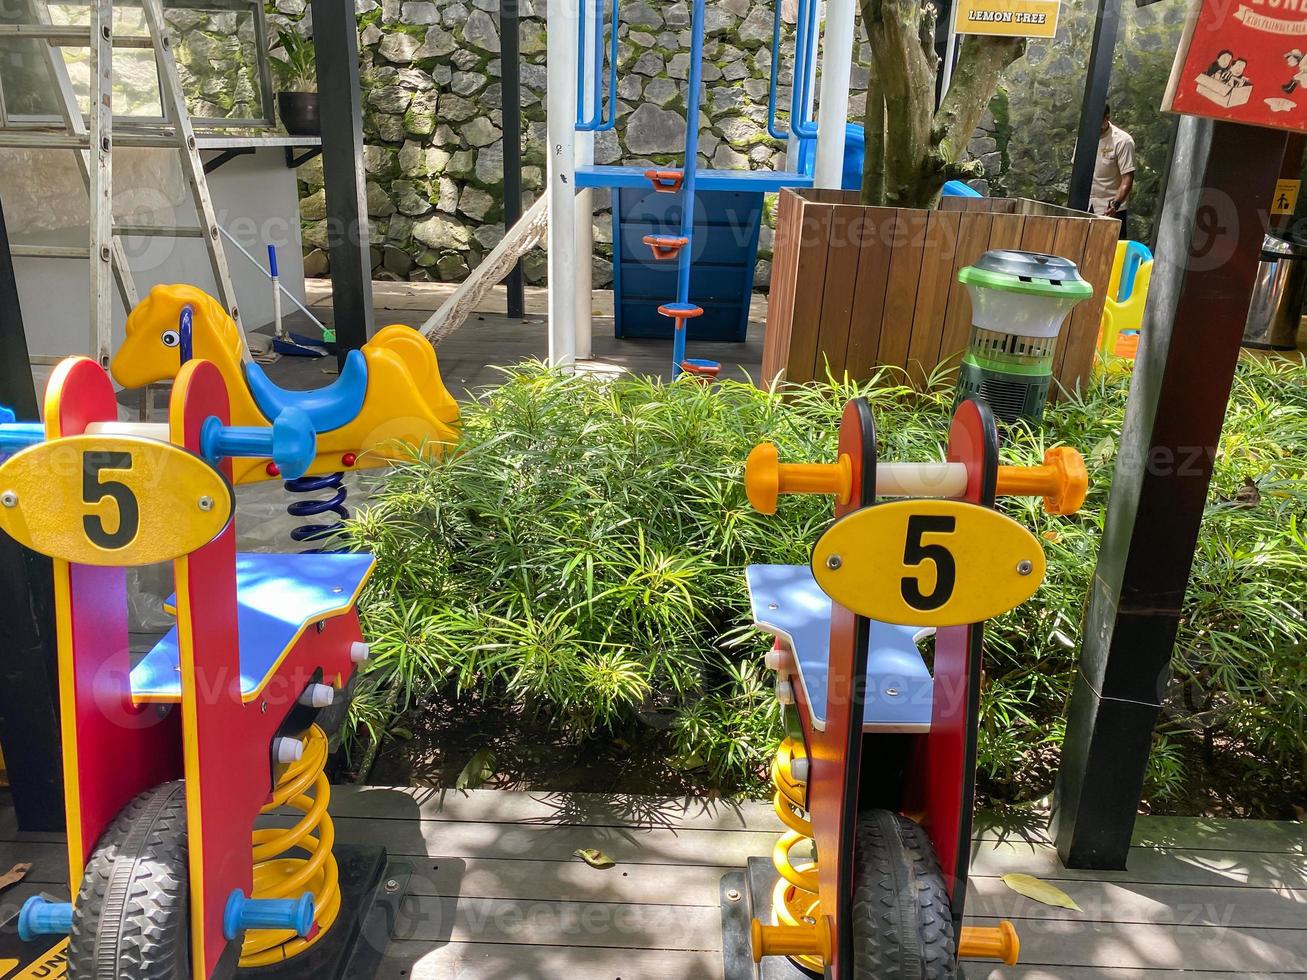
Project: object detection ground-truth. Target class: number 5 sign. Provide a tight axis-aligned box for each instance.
[0,435,233,566]
[811,499,1047,627]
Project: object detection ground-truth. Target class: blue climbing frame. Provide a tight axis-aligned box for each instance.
[571,0,828,376]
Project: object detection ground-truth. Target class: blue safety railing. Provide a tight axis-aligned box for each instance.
[767,0,820,141]
[576,0,619,132]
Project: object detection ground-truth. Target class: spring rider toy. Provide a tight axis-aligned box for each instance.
[720,397,1088,978]
[111,284,460,548]
[0,354,400,980]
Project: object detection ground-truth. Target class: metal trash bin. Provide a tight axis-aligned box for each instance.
[1244,231,1307,351]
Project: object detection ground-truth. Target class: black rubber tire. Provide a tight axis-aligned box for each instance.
[68,781,191,980]
[849,809,958,980]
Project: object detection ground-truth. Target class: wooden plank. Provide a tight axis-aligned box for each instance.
[974,968,1297,979]
[905,209,962,386]
[935,210,994,375]
[762,190,803,382]
[973,812,1307,854]
[968,874,1307,930]
[1044,217,1092,397]
[877,209,930,370]
[379,939,724,980]
[393,894,723,950]
[414,856,733,907]
[328,786,779,834]
[812,204,864,381]
[965,916,1307,971]
[1055,216,1119,395]
[987,212,1027,253]
[1019,215,1062,255]
[331,815,781,869]
[970,838,1307,889]
[781,200,834,384]
[845,208,898,378]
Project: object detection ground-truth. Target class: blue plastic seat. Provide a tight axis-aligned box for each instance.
[746,564,935,732]
[243,349,368,434]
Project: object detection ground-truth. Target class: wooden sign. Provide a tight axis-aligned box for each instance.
[953,0,1061,38]
[0,435,233,566]
[1163,0,1307,133]
[810,499,1046,627]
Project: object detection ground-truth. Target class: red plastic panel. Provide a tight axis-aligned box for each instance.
[169,360,365,979]
[45,357,182,886]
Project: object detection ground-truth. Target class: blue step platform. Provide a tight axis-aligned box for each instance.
[133,552,375,702]
[746,564,934,733]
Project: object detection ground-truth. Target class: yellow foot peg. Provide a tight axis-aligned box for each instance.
[959,921,1020,965]
[750,917,833,964]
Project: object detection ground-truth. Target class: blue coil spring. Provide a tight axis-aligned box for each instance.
[285,472,350,552]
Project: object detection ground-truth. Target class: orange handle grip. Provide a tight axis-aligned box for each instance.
[644,168,684,192]
[959,921,1020,964]
[997,446,1089,516]
[745,443,852,515]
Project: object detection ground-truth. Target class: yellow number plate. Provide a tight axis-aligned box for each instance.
[0,435,233,566]
[811,499,1046,627]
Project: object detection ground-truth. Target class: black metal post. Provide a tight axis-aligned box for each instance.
[1051,117,1287,868]
[0,193,64,832]
[501,0,526,320]
[311,0,374,360]
[1067,0,1122,212]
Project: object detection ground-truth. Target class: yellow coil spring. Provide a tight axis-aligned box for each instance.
[771,737,824,973]
[240,724,341,968]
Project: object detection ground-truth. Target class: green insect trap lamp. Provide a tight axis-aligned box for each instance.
[955,250,1093,424]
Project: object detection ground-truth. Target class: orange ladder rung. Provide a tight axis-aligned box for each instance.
[642,235,689,260]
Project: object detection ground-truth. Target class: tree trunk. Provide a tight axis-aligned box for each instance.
[857,0,1025,208]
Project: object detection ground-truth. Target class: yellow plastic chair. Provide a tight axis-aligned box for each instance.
[1098,240,1153,359]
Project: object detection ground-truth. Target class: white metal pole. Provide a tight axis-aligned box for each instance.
[813,0,854,189]
[573,0,598,361]
[941,20,959,97]
[546,0,580,368]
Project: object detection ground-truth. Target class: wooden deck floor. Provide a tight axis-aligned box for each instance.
[2,787,1302,979]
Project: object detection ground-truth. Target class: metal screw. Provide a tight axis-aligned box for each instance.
[99,246,111,262]
[385,878,400,892]
[885,687,900,697]
[198,495,214,512]
[260,701,268,714]
[332,587,343,594]
[825,554,843,571]
[1,490,16,508]
[316,621,326,633]
[726,889,741,902]
[1016,559,1034,576]
[767,602,779,610]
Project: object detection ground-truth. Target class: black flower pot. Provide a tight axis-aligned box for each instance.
[278,91,320,137]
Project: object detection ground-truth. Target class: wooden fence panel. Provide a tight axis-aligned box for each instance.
[763,190,1118,394]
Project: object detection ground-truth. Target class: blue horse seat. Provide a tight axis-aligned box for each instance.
[243,349,368,434]
[746,564,934,733]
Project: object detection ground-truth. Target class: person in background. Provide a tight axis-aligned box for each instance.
[1089,103,1136,240]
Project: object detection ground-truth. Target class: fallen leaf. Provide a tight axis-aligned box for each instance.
[455,747,495,790]
[1042,530,1061,543]
[1001,873,1082,911]
[573,848,616,869]
[1292,803,1305,821]
[0,863,31,893]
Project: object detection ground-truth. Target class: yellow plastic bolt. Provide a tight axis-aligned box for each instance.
[996,446,1089,515]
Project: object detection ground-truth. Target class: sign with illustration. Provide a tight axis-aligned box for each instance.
[1164,0,1307,132]
[952,0,1061,38]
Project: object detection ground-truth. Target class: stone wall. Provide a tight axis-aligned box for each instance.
[269,0,1185,288]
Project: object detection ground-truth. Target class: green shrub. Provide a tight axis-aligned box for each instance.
[345,357,1307,811]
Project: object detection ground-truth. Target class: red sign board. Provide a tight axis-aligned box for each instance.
[1163,0,1307,133]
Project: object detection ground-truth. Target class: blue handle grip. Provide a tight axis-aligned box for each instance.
[0,422,46,455]
[19,897,74,941]
[223,890,314,940]
[199,407,316,480]
[267,244,279,279]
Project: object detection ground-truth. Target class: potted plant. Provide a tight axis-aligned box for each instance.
[270,29,319,137]
[763,4,1120,396]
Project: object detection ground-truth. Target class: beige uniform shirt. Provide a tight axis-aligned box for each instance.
[1089,124,1136,215]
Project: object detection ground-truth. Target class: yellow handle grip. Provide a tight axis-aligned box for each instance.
[997,446,1089,516]
[745,443,852,515]
[750,916,833,963]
